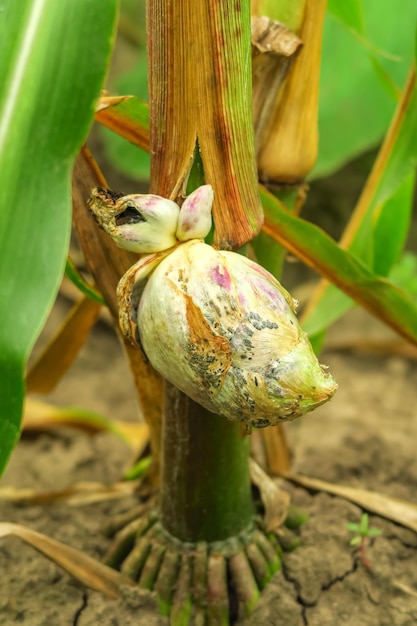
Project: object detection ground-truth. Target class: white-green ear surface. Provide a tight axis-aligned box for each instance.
[176,185,213,242]
[113,194,180,253]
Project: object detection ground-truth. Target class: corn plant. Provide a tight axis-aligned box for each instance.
[1,0,417,624]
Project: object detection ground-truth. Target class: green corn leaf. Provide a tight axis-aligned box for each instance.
[327,0,400,63]
[0,0,118,475]
[372,171,415,275]
[389,252,417,302]
[359,513,369,534]
[65,258,105,305]
[100,53,150,181]
[350,536,362,546]
[316,2,417,177]
[261,188,417,347]
[302,67,417,338]
[327,0,364,38]
[302,172,415,338]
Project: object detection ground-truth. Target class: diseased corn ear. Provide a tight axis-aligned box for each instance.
[137,240,337,428]
[112,194,180,253]
[88,188,180,253]
[176,185,213,242]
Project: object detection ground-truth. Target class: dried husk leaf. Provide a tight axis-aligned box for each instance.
[251,16,302,157]
[393,581,417,599]
[256,0,327,183]
[26,296,101,394]
[95,95,149,151]
[0,480,139,506]
[250,459,290,531]
[251,425,292,475]
[147,0,263,249]
[72,147,163,480]
[285,472,417,534]
[0,522,134,598]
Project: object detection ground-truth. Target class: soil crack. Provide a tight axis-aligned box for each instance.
[387,533,417,551]
[281,556,358,625]
[73,591,88,626]
[281,561,308,626]
[320,557,358,592]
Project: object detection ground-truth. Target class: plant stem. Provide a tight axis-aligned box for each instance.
[160,383,254,542]
[147,0,257,546]
[360,538,372,569]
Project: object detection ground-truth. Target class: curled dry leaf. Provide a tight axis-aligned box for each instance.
[393,581,417,599]
[251,426,291,475]
[285,472,417,533]
[95,95,150,152]
[251,15,302,158]
[0,480,140,506]
[73,148,164,479]
[0,522,134,598]
[26,295,101,395]
[249,459,290,532]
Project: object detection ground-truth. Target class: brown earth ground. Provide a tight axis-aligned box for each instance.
[1,294,417,625]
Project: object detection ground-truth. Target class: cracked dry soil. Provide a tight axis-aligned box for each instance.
[1,301,417,625]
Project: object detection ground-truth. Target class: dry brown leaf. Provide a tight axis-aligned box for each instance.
[72,148,163,481]
[255,0,327,183]
[95,95,149,152]
[250,459,290,532]
[250,426,291,474]
[285,472,417,534]
[23,398,150,455]
[0,522,134,598]
[251,16,302,159]
[0,480,140,506]
[26,296,101,394]
[114,422,149,454]
[393,581,417,598]
[147,0,263,249]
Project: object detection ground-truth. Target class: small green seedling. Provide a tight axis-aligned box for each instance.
[346,513,382,569]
